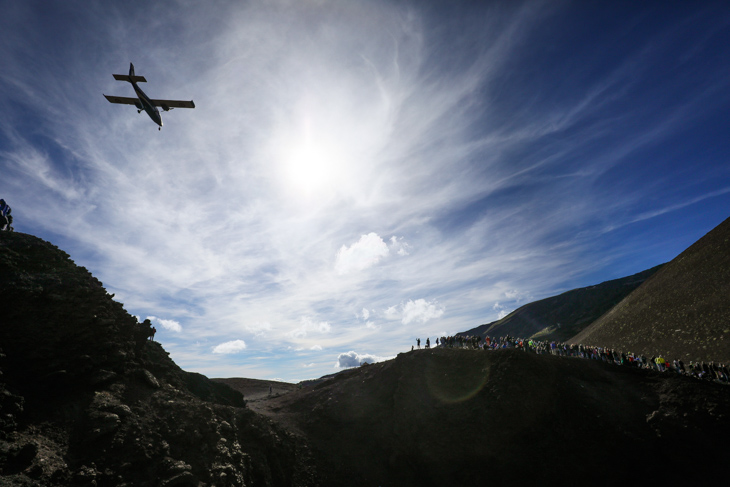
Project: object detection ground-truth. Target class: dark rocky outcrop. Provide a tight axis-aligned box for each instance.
[0,232,315,486]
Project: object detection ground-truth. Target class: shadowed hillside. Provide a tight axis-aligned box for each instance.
[460,266,662,342]
[0,232,315,486]
[253,348,730,486]
[571,215,730,363]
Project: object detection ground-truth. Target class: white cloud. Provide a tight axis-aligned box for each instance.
[335,233,389,275]
[384,305,400,321]
[389,236,411,256]
[492,302,509,320]
[245,321,272,337]
[335,351,391,369]
[287,316,332,339]
[504,289,532,303]
[147,316,182,333]
[401,299,445,325]
[380,299,446,325]
[361,308,370,320]
[212,339,247,354]
[310,344,322,351]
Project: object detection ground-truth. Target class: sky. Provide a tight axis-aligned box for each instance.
[1,0,729,382]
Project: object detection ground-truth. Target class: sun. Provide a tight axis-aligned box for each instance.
[279,121,349,197]
[286,141,336,193]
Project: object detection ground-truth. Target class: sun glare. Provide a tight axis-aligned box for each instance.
[286,141,336,193]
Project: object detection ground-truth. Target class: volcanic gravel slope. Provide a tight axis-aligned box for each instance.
[572,215,730,363]
[460,265,663,343]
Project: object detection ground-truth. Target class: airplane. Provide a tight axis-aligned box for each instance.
[104,63,195,130]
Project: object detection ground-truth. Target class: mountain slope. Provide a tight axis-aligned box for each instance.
[460,265,663,342]
[571,215,730,362]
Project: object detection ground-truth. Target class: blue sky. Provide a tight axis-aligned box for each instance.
[1,0,729,382]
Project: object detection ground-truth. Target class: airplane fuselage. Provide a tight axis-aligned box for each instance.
[131,81,162,128]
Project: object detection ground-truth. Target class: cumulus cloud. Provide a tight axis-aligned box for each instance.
[335,351,390,369]
[401,299,445,325]
[287,316,332,339]
[335,233,389,275]
[147,316,182,333]
[361,308,370,320]
[212,339,247,354]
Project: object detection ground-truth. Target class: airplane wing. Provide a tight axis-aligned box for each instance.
[113,74,147,83]
[151,99,196,110]
[104,95,141,106]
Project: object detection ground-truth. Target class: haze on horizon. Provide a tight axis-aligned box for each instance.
[1,0,729,382]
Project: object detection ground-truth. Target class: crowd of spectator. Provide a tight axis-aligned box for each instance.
[413,334,730,384]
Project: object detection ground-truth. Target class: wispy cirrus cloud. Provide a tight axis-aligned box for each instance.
[286,317,332,340]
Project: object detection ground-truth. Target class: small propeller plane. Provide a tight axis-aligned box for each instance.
[104,63,195,130]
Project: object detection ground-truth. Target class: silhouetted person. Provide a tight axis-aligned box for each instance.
[0,199,10,231]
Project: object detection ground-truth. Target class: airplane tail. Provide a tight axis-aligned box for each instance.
[112,63,147,83]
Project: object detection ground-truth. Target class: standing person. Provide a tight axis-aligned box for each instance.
[0,199,8,231]
[417,338,421,349]
[425,338,430,349]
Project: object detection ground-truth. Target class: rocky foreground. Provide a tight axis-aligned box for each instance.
[2,231,730,486]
